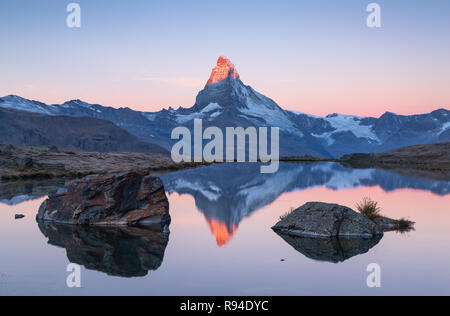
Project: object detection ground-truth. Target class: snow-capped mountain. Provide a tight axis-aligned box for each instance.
[0,95,57,114]
[1,56,449,157]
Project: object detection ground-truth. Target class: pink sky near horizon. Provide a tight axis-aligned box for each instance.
[3,51,449,118]
[4,57,448,118]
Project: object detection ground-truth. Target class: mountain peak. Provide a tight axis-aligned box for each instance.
[205,56,240,87]
[205,216,237,247]
[65,99,86,105]
[2,95,27,101]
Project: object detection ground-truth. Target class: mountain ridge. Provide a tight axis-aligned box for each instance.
[2,93,447,124]
[0,107,168,154]
[1,57,449,157]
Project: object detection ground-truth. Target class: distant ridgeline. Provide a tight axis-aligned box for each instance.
[1,57,449,156]
[0,107,168,154]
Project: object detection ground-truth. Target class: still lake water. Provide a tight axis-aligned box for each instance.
[0,162,449,295]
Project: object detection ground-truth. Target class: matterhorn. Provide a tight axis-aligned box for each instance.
[1,56,449,157]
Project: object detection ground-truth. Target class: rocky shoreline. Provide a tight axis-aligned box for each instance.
[280,142,450,181]
[0,144,207,181]
[340,142,450,181]
[2,142,449,182]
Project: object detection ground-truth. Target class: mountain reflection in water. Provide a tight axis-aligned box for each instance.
[1,162,448,256]
[160,162,449,247]
[205,217,238,247]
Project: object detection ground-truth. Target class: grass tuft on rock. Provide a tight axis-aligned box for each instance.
[356,197,382,220]
[279,207,295,221]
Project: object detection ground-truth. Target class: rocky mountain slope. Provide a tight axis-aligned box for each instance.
[341,142,450,180]
[0,108,168,154]
[0,144,200,181]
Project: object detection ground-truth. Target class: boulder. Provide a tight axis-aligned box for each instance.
[272,202,383,238]
[37,172,170,226]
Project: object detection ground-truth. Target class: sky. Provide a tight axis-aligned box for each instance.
[1,0,450,117]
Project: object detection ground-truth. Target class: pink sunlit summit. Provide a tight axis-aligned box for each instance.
[205,56,240,87]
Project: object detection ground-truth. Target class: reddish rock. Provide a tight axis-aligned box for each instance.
[37,172,170,226]
[205,56,240,86]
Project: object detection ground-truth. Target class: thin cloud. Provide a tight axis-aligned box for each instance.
[133,76,204,88]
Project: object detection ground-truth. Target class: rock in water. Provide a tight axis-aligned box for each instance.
[36,172,170,226]
[15,214,25,219]
[272,202,383,238]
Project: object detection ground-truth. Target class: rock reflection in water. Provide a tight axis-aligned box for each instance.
[274,232,383,263]
[37,222,169,277]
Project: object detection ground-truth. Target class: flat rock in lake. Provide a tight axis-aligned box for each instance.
[272,202,383,238]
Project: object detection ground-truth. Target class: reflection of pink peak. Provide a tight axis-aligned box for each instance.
[205,216,238,248]
[205,56,240,87]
